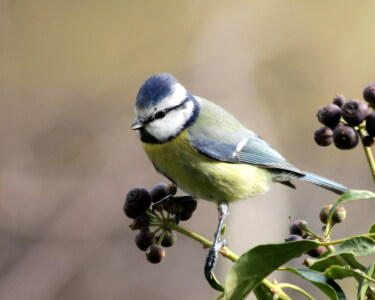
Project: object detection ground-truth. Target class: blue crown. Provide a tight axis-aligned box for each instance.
[136,74,178,109]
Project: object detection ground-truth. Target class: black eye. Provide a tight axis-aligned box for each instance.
[154,110,166,120]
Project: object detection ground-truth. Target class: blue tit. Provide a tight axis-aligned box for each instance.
[131,73,347,289]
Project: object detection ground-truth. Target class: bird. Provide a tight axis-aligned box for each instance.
[131,73,347,290]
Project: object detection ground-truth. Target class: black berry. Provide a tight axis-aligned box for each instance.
[341,100,368,126]
[363,83,375,107]
[160,230,176,247]
[168,184,178,196]
[333,125,359,150]
[179,211,193,221]
[307,245,327,258]
[332,95,346,108]
[366,112,375,137]
[124,187,151,219]
[162,201,178,214]
[180,198,198,213]
[289,220,308,238]
[314,127,333,147]
[131,214,150,230]
[305,237,327,257]
[146,244,165,264]
[135,230,155,251]
[150,183,169,203]
[362,135,374,147]
[317,104,342,128]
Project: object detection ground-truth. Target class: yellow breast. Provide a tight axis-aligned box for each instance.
[142,132,273,203]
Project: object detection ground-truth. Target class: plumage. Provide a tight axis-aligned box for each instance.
[132,74,347,200]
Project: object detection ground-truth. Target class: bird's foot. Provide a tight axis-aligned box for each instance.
[204,239,227,291]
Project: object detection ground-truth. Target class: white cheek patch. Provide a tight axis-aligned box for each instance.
[147,100,195,142]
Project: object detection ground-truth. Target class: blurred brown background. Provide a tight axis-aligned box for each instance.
[1,1,374,299]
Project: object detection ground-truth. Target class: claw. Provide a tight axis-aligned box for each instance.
[204,240,227,291]
[205,239,227,273]
[203,202,229,292]
[205,265,224,292]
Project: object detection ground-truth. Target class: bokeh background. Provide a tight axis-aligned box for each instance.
[1,1,375,299]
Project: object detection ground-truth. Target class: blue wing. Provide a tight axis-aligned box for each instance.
[188,98,304,175]
[189,133,304,175]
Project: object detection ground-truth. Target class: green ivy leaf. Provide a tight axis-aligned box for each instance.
[326,190,375,230]
[369,224,375,234]
[325,266,356,280]
[224,240,318,300]
[253,284,274,300]
[324,265,375,282]
[334,236,375,257]
[283,268,346,300]
[358,262,375,300]
[308,236,375,272]
[308,253,366,272]
[336,190,375,203]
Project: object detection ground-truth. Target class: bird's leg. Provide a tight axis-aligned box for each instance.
[204,202,229,290]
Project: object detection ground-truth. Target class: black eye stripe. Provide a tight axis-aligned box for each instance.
[145,97,190,124]
[163,97,189,115]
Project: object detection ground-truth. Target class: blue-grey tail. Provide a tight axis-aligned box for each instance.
[300,172,348,195]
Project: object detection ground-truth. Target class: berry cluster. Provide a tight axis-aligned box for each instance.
[124,183,197,264]
[285,204,346,258]
[314,83,375,149]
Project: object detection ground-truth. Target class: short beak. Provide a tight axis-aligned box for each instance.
[131,118,144,130]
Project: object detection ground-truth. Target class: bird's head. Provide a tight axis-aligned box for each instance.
[132,74,198,143]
